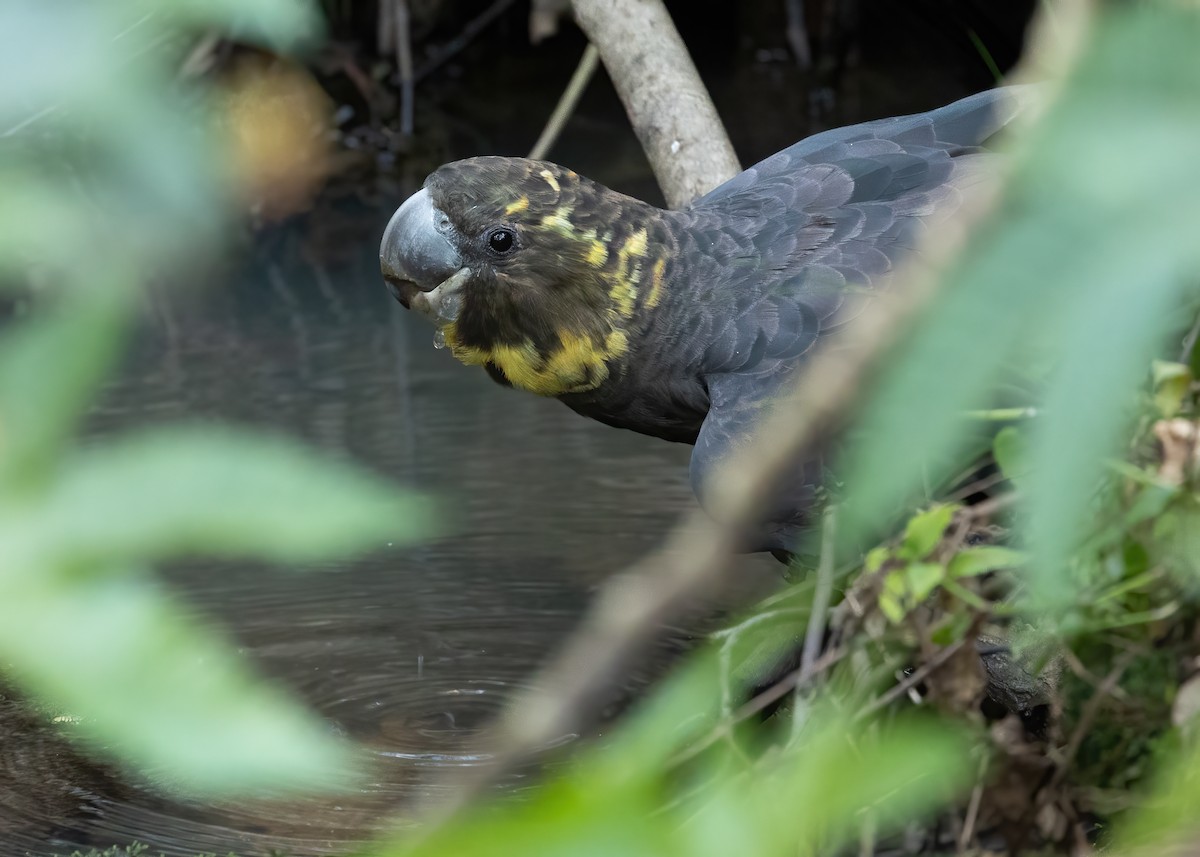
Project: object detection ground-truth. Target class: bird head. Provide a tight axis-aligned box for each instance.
[380,156,670,396]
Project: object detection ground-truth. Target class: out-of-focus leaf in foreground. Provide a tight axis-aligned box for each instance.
[1116,734,1200,853]
[380,664,971,857]
[0,289,130,488]
[0,0,434,797]
[0,572,352,795]
[14,426,433,568]
[839,3,1200,622]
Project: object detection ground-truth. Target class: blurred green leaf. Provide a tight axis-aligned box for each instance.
[1117,732,1200,852]
[6,426,434,569]
[0,570,352,795]
[718,714,970,856]
[0,290,131,488]
[382,694,970,857]
[901,504,957,559]
[880,562,946,623]
[839,2,1200,623]
[948,546,1026,579]
[1025,258,1182,613]
[864,545,889,573]
[992,426,1028,483]
[131,0,323,52]
[0,0,385,804]
[1151,359,1192,418]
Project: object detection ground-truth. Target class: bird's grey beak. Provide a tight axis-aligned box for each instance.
[380,188,468,323]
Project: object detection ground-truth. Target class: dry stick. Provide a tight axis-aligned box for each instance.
[855,638,971,721]
[393,0,415,137]
[669,645,849,769]
[1045,651,1135,794]
[784,0,813,69]
[528,43,601,161]
[571,0,741,208]
[377,0,394,56]
[957,753,989,853]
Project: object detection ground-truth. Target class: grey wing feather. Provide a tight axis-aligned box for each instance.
[691,368,824,554]
[693,85,1031,208]
[684,86,1034,552]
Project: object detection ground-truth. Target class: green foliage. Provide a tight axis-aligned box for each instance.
[12,0,1200,854]
[0,0,430,796]
[1150,360,1192,419]
[839,2,1200,629]
[378,672,970,857]
[863,504,1023,623]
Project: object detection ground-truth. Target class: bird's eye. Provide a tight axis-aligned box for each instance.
[487,227,517,255]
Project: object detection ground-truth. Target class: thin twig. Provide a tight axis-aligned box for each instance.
[377,0,394,56]
[1046,651,1135,793]
[413,0,518,83]
[859,810,876,857]
[942,469,1010,504]
[528,43,601,161]
[963,491,1019,520]
[1178,306,1200,364]
[785,0,813,69]
[1059,644,1128,704]
[856,639,970,721]
[393,0,415,137]
[799,507,837,676]
[669,645,849,769]
[958,753,988,853]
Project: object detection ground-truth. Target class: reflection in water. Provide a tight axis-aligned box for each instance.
[0,194,776,856]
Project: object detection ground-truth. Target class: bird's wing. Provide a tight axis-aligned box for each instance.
[690,364,824,554]
[686,87,1032,552]
[694,86,1029,209]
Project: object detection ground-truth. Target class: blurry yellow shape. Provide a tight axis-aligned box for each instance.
[219,54,333,223]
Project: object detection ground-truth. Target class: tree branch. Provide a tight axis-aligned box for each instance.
[570,0,741,208]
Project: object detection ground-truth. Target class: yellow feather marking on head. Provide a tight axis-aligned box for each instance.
[646,257,667,308]
[504,196,529,215]
[539,169,561,193]
[541,205,576,239]
[587,240,608,268]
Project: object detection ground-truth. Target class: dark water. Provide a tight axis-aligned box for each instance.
[0,187,777,857]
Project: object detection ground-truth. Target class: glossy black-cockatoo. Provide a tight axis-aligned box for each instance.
[379,87,1027,555]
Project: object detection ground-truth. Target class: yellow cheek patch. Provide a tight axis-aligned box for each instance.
[539,169,561,193]
[504,196,529,215]
[441,325,628,397]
